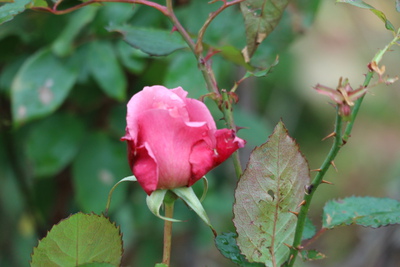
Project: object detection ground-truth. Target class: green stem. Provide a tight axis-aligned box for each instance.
[162,192,176,266]
[285,32,400,267]
[165,0,243,177]
[221,89,243,178]
[285,109,343,267]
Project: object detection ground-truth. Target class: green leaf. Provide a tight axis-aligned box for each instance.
[0,0,31,25]
[336,0,396,32]
[302,216,317,240]
[299,249,326,261]
[31,213,122,266]
[72,132,130,214]
[78,263,115,267]
[240,0,290,61]
[87,40,126,101]
[52,6,98,57]
[233,121,311,266]
[107,25,188,56]
[25,113,85,178]
[215,232,264,267]
[11,49,77,125]
[116,40,147,74]
[323,196,400,229]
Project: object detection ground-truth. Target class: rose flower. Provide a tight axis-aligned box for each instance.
[122,86,245,195]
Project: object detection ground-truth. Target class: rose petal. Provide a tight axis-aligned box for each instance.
[132,143,158,195]
[214,129,246,165]
[189,140,216,185]
[126,86,189,144]
[137,109,212,190]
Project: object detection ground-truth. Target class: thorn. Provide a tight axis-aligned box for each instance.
[330,161,338,172]
[296,245,304,250]
[170,26,178,33]
[283,243,293,249]
[297,200,306,208]
[322,132,336,141]
[321,180,334,185]
[289,254,294,261]
[288,210,299,216]
[311,168,322,172]
[235,126,247,132]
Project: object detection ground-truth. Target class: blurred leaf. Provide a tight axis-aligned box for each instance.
[250,0,322,67]
[11,49,77,125]
[0,0,31,25]
[52,6,98,57]
[87,40,126,101]
[31,213,122,266]
[241,55,279,80]
[107,25,188,56]
[233,121,310,266]
[25,113,85,178]
[302,216,317,240]
[397,0,400,12]
[116,40,147,74]
[336,0,396,32]
[72,132,129,214]
[299,249,326,261]
[215,232,264,267]
[94,2,136,28]
[163,52,205,99]
[78,263,115,267]
[218,45,252,70]
[322,196,400,229]
[0,55,27,94]
[240,0,289,62]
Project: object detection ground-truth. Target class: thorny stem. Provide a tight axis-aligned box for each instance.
[285,32,400,267]
[221,90,243,177]
[166,0,243,177]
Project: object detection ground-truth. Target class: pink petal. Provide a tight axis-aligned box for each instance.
[125,86,189,143]
[214,129,246,165]
[132,143,158,195]
[189,140,216,185]
[184,97,217,131]
[136,109,211,190]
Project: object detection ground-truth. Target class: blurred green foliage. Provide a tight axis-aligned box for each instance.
[1,0,400,266]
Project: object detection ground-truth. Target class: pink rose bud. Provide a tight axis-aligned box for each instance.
[121,86,245,195]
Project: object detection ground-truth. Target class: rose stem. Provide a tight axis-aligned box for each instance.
[162,192,176,266]
[285,32,400,267]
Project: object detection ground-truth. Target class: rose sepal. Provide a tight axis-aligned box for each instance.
[171,186,216,236]
[147,190,182,222]
[105,175,137,215]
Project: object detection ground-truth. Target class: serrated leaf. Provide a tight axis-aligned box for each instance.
[240,0,290,62]
[0,0,31,25]
[25,113,85,178]
[336,0,396,32]
[323,196,400,229]
[31,213,122,266]
[87,40,126,101]
[11,49,77,125]
[233,121,310,266]
[215,232,264,267]
[107,25,188,56]
[300,249,325,261]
